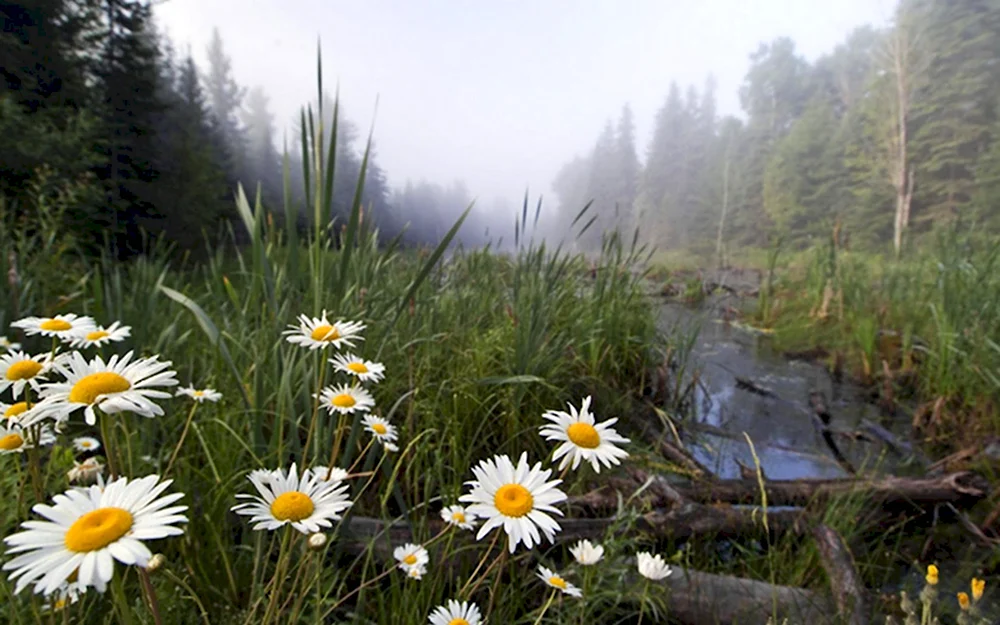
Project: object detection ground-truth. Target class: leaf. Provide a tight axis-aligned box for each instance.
[477,375,545,386]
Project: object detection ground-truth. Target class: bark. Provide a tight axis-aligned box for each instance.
[813,524,868,625]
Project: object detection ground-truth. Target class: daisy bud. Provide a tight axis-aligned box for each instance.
[308,533,328,551]
[146,553,166,573]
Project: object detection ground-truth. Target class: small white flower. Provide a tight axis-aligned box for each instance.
[330,353,386,383]
[383,442,400,453]
[175,386,222,403]
[317,383,374,415]
[284,312,365,350]
[0,351,56,398]
[67,321,131,349]
[0,336,21,352]
[569,539,604,566]
[307,533,328,551]
[537,565,582,597]
[67,457,105,484]
[636,551,673,580]
[361,414,397,447]
[232,463,353,535]
[428,600,482,625]
[440,505,477,531]
[72,436,101,453]
[1,400,39,425]
[0,422,55,454]
[539,396,630,473]
[11,313,95,340]
[406,563,426,580]
[308,466,349,483]
[393,543,429,575]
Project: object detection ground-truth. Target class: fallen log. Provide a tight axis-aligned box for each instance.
[676,471,989,508]
[813,524,867,625]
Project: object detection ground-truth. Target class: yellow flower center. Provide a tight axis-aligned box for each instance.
[331,393,356,408]
[53,597,68,611]
[86,330,109,341]
[193,390,204,397]
[6,360,42,381]
[4,402,30,418]
[371,422,387,435]
[447,620,470,625]
[958,592,970,610]
[270,491,315,522]
[403,554,418,565]
[68,372,131,404]
[566,422,601,449]
[310,324,340,342]
[452,512,466,523]
[346,361,369,374]
[40,319,72,332]
[494,484,533,517]
[64,507,133,552]
[548,576,567,590]
[0,433,25,450]
[80,440,93,449]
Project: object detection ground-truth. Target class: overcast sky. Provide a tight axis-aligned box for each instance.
[155,0,895,210]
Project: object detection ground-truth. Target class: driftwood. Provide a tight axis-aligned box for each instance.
[676,471,989,509]
[654,564,835,625]
[813,524,868,625]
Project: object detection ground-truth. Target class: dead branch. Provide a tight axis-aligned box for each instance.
[813,524,868,625]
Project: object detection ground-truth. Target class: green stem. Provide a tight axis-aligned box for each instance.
[110,570,134,625]
[99,411,117,478]
[138,568,163,625]
[459,531,501,598]
[302,357,328,465]
[532,590,558,625]
[261,527,295,625]
[163,402,200,476]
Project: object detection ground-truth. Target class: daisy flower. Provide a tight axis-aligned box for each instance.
[318,383,374,416]
[39,579,86,612]
[0,351,55,398]
[428,600,482,625]
[308,466,349,483]
[406,564,427,580]
[11,314,95,340]
[440,504,477,531]
[284,311,365,350]
[537,565,582,597]
[361,414,397,447]
[570,539,604,566]
[232,463,353,534]
[2,400,38,424]
[0,422,55,454]
[2,474,188,595]
[383,442,399,453]
[33,351,178,426]
[175,386,222,403]
[67,458,105,484]
[72,436,101,453]
[394,543,429,575]
[459,452,567,553]
[0,336,21,352]
[330,353,385,383]
[539,396,630,473]
[67,322,131,349]
[636,552,673,581]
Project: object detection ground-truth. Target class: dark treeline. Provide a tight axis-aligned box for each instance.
[552,0,1000,257]
[1,0,486,257]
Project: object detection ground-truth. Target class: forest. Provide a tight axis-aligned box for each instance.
[552,0,1000,258]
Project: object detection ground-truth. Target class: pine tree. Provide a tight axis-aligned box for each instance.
[242,85,281,203]
[613,104,640,228]
[205,27,246,185]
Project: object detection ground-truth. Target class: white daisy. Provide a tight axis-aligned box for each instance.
[39,579,86,612]
[570,539,605,566]
[329,353,385,383]
[11,314,96,340]
[361,414,397,447]
[406,563,427,580]
[232,463,353,535]
[459,452,567,553]
[2,400,39,424]
[537,565,583,597]
[393,543,429,575]
[283,311,365,350]
[317,383,374,415]
[32,351,178,426]
[440,504,477,531]
[0,422,55,454]
[636,551,673,581]
[72,436,101,453]
[67,322,131,349]
[539,396,630,473]
[0,351,55,398]
[2,475,188,595]
[175,386,222,403]
[383,442,400,453]
[0,336,21,352]
[67,458,105,484]
[428,600,482,625]
[308,466,349,483]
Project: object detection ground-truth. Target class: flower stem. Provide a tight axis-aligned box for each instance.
[532,590,558,625]
[99,411,118,478]
[261,527,295,625]
[163,402,199,476]
[302,356,328,465]
[138,568,163,625]
[459,531,501,598]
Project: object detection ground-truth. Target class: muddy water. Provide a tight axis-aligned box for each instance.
[657,298,902,480]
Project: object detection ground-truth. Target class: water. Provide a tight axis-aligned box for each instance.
[657,298,901,480]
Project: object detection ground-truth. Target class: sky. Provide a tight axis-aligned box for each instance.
[154,0,896,211]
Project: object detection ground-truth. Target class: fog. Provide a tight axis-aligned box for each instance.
[155,0,893,220]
